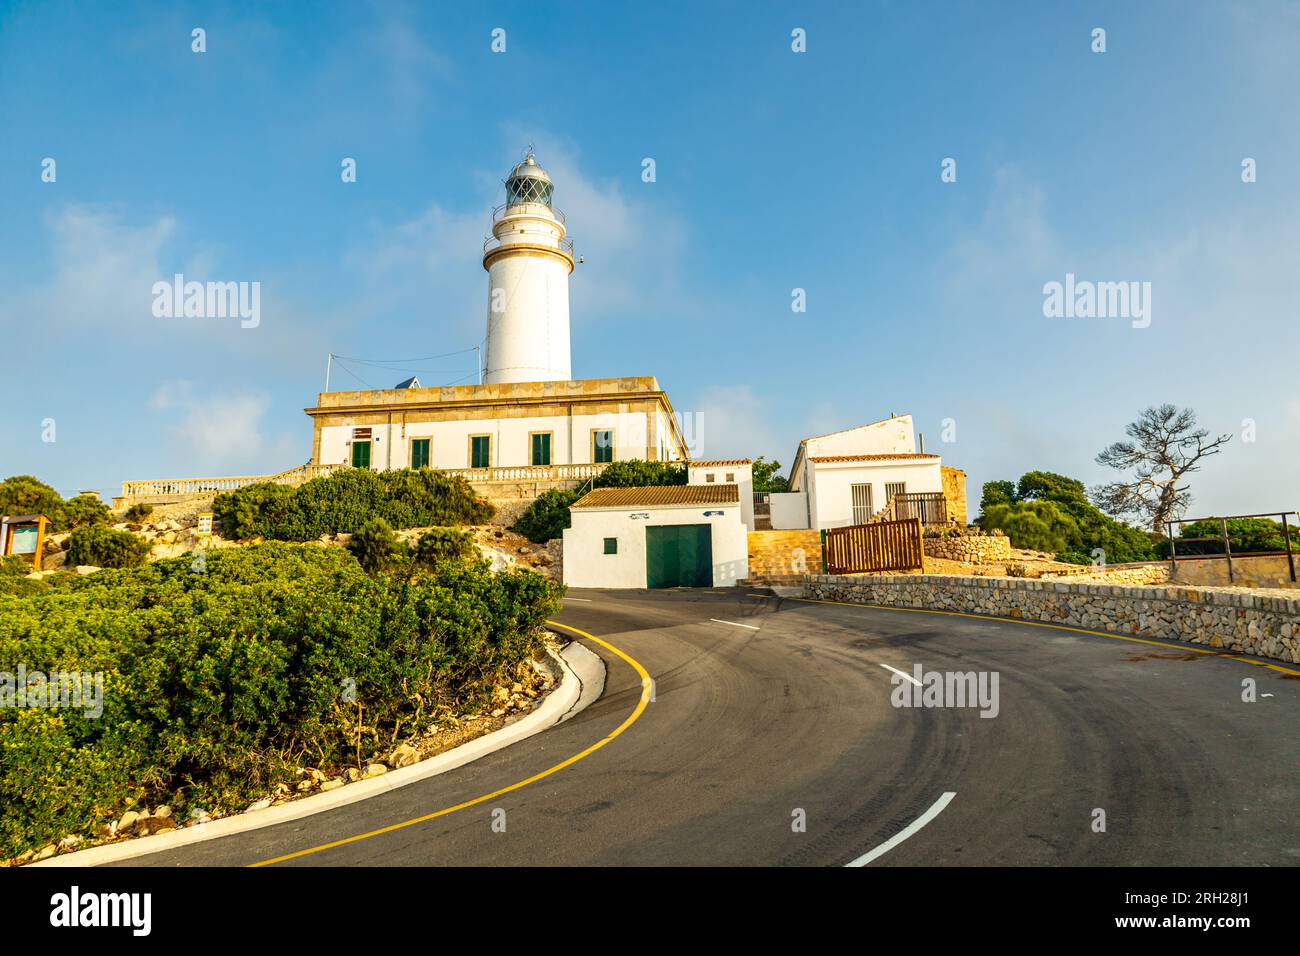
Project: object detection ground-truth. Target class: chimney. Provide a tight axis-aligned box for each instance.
[919,432,925,454]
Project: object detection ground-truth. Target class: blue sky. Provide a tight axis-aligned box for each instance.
[2,0,1297,518]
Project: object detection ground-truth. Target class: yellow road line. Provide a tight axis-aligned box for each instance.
[248,620,650,867]
[794,596,1300,677]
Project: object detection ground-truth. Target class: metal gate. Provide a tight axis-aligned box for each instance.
[646,524,713,588]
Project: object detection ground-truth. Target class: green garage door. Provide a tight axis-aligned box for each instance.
[645,524,713,589]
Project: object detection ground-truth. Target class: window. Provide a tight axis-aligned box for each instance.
[885,481,907,502]
[410,438,431,469]
[593,429,614,464]
[851,483,873,524]
[470,435,491,469]
[603,537,618,555]
[726,472,735,482]
[705,473,715,483]
[351,441,372,469]
[530,432,552,466]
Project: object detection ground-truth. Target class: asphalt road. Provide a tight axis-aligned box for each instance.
[118,589,1300,867]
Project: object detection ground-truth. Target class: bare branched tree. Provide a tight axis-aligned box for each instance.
[1092,405,1230,532]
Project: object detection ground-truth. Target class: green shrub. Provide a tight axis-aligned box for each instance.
[414,527,476,567]
[123,503,154,523]
[0,542,562,858]
[512,488,582,543]
[65,526,150,569]
[0,556,29,577]
[348,518,402,573]
[0,477,108,533]
[213,468,494,541]
[511,459,686,544]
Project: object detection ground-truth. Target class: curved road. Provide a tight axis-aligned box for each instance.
[119,589,1300,867]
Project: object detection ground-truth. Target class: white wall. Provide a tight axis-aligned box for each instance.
[688,463,754,530]
[563,505,749,588]
[809,459,942,529]
[318,409,656,469]
[805,414,916,458]
[770,492,810,529]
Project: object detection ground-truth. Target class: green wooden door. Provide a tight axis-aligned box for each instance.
[351,440,371,469]
[645,524,712,588]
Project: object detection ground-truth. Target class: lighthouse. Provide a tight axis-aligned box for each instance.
[482,150,574,384]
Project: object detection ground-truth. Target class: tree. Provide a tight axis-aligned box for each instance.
[751,457,789,493]
[1093,405,1230,532]
[978,480,1017,515]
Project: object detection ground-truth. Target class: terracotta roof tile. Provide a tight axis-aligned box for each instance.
[687,459,752,467]
[808,453,939,463]
[571,484,740,509]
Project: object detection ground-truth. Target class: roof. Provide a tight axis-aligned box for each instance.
[798,413,912,446]
[393,376,421,389]
[571,484,740,509]
[809,454,938,463]
[686,459,752,467]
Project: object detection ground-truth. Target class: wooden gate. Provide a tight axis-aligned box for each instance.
[823,517,923,574]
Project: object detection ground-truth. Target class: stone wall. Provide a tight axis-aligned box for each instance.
[1041,563,1171,586]
[1171,554,1300,591]
[748,529,823,583]
[940,466,968,527]
[804,573,1300,664]
[923,532,1010,563]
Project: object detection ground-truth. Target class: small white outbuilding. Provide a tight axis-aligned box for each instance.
[562,484,749,589]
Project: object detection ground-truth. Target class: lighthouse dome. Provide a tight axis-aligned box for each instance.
[504,151,554,207]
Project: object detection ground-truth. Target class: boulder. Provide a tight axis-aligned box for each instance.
[388,743,421,769]
[320,778,345,792]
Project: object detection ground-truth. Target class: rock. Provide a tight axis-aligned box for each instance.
[95,821,116,838]
[245,798,273,813]
[388,743,420,769]
[363,763,388,779]
[490,707,507,718]
[118,810,141,832]
[34,844,57,861]
[58,835,82,849]
[510,682,523,694]
[320,778,345,792]
[296,779,315,792]
[143,815,178,834]
[15,849,36,865]
[345,768,362,783]
[75,565,101,575]
[153,805,173,819]
[160,531,177,544]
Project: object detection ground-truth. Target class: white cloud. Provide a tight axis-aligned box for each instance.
[693,384,785,463]
[149,380,297,474]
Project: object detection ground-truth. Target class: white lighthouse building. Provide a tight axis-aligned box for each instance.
[304,151,691,476]
[482,150,573,384]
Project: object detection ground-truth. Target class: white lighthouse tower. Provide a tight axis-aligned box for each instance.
[482,150,574,384]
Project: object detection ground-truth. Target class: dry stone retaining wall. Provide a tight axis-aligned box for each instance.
[804,573,1300,664]
[922,533,1011,563]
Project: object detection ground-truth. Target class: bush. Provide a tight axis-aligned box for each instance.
[64,526,150,569]
[1154,517,1299,559]
[348,518,402,573]
[414,527,476,568]
[213,468,494,541]
[0,542,562,858]
[978,470,1158,563]
[511,459,686,544]
[0,477,108,533]
[0,556,29,577]
[123,503,154,523]
[512,488,582,544]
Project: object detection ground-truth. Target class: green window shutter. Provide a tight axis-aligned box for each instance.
[351,441,371,469]
[471,436,490,469]
[603,537,617,554]
[594,430,613,464]
[531,433,552,466]
[411,438,430,469]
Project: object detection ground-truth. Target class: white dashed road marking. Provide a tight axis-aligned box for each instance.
[846,791,957,867]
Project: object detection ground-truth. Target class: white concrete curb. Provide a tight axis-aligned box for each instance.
[34,641,605,867]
